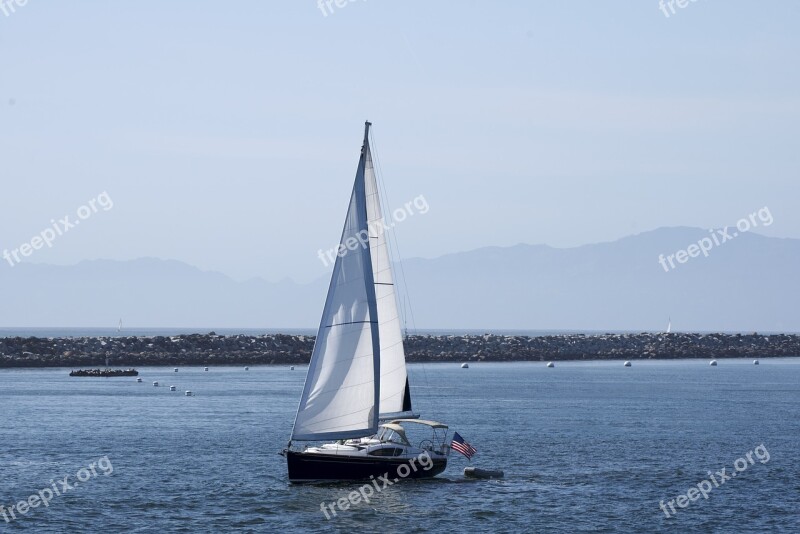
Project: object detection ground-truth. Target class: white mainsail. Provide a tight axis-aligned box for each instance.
[364,145,413,418]
[291,124,381,441]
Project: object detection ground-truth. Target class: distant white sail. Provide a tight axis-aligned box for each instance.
[291,125,381,441]
[666,317,672,334]
[364,145,412,418]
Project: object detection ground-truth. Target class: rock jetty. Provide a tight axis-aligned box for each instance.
[0,332,798,368]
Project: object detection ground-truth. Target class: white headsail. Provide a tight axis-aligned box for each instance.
[364,146,413,418]
[291,123,381,441]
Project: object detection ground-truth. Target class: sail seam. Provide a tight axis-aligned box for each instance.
[305,354,372,369]
[306,405,376,426]
[325,321,378,328]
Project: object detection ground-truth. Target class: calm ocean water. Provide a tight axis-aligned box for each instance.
[1,359,798,532]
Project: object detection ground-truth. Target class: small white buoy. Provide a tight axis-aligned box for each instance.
[153,381,159,387]
[547,362,554,368]
[244,366,249,371]
[753,360,759,365]
[204,367,209,371]
[624,361,632,367]
[174,368,179,372]
[461,363,469,369]
[169,385,176,391]
[710,360,718,366]
[185,390,192,396]
[136,378,142,383]
[290,366,295,370]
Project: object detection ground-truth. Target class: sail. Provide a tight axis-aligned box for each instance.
[363,143,413,418]
[291,126,381,441]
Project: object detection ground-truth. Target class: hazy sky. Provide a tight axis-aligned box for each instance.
[1,1,798,283]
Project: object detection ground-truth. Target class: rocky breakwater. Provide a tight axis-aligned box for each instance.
[0,332,798,368]
[0,333,314,368]
[403,332,800,362]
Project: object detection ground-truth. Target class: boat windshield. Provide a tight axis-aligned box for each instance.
[376,425,410,445]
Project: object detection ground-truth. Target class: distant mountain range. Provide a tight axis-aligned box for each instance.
[1,227,797,332]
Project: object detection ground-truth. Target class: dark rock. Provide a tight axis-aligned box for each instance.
[0,332,798,368]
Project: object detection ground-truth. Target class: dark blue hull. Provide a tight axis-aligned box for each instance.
[286,450,447,483]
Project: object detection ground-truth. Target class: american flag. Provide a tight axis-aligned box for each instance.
[450,432,477,459]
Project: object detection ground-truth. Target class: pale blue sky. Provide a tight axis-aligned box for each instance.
[1,1,798,282]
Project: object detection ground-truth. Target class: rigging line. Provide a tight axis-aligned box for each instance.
[369,127,416,334]
[369,126,430,392]
[369,128,409,325]
[371,131,421,345]
[369,132,400,318]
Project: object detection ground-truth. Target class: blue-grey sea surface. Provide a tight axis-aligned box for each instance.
[1,359,798,532]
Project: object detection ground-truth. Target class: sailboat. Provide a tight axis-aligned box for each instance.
[666,317,672,334]
[284,122,451,482]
